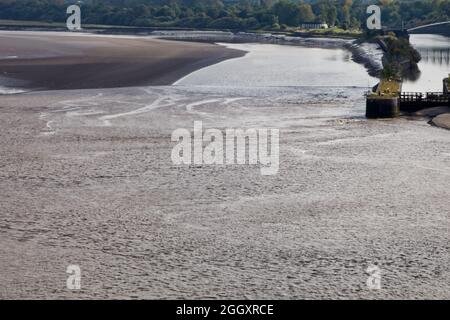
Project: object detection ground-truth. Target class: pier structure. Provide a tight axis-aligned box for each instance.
[400,91,450,112]
[366,79,402,118]
[444,75,449,95]
[366,75,450,118]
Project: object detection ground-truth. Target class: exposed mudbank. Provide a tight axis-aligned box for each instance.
[413,107,450,130]
[404,106,450,130]
[2,85,450,299]
[0,29,383,91]
[0,31,245,91]
[431,113,450,130]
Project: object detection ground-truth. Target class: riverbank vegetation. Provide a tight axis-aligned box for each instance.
[0,0,448,32]
[376,33,422,80]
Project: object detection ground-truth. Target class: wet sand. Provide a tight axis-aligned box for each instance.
[0,32,449,300]
[0,85,449,299]
[411,107,450,130]
[432,113,450,129]
[0,31,245,90]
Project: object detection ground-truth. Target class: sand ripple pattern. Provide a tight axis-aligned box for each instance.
[0,85,449,299]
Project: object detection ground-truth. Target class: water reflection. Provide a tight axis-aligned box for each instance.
[176,43,376,87]
[417,48,450,66]
[403,34,450,92]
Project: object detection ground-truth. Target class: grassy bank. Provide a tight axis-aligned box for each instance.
[291,27,362,39]
[0,19,362,39]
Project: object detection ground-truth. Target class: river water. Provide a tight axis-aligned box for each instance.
[176,43,377,88]
[403,34,450,92]
[177,35,449,94]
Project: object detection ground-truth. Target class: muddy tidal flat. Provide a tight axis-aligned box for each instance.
[0,32,449,299]
[1,85,449,299]
[0,31,244,90]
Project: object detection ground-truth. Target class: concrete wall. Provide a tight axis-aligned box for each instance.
[366,97,400,118]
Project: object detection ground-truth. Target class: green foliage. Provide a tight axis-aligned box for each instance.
[380,64,399,79]
[385,35,422,63]
[0,0,448,31]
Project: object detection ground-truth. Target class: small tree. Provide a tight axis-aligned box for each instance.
[380,64,399,80]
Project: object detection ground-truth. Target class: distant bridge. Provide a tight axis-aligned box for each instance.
[407,21,450,36]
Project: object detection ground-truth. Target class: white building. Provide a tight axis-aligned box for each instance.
[300,22,329,30]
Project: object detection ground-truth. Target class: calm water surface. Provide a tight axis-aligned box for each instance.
[175,43,377,88]
[403,34,450,92]
[176,37,449,94]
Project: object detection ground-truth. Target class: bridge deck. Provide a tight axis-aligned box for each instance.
[408,21,450,32]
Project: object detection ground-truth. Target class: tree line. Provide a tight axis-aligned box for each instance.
[0,0,449,31]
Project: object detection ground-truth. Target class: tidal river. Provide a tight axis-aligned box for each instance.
[175,43,377,88]
[1,35,450,299]
[176,35,450,95]
[403,34,450,92]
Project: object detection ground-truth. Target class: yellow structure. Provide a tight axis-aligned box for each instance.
[366,79,401,118]
[369,79,401,98]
